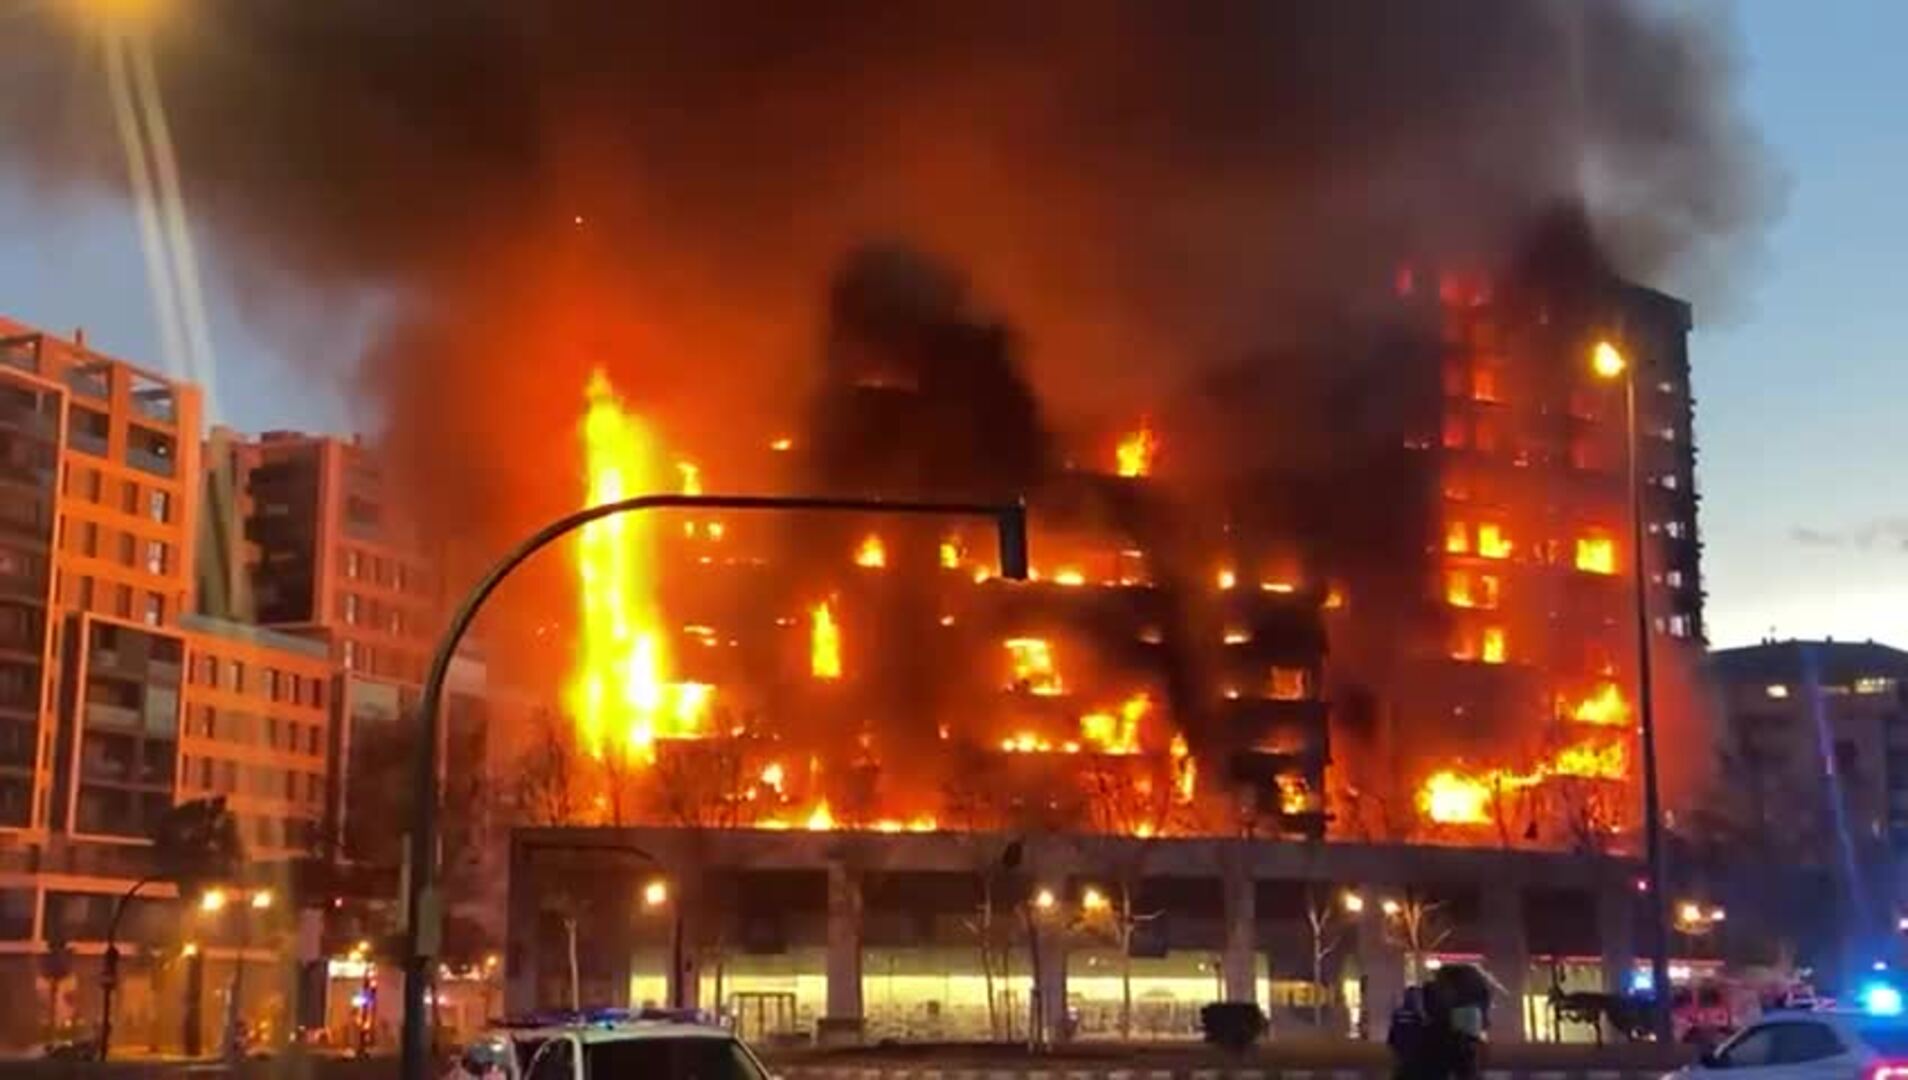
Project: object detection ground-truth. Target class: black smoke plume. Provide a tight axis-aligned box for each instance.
[0,0,1778,668]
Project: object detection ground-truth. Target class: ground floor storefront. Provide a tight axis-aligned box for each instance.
[507,828,1650,1044]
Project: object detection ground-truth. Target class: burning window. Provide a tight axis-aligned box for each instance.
[1004,638,1063,697]
[1215,567,1237,590]
[1445,571,1500,610]
[1441,413,1467,449]
[1115,422,1159,478]
[1268,667,1309,701]
[938,537,961,569]
[1480,626,1506,664]
[1445,521,1470,555]
[809,601,841,680]
[853,534,886,568]
[1574,535,1617,575]
[1476,523,1511,559]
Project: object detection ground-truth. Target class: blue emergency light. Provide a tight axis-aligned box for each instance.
[1860,981,1904,1017]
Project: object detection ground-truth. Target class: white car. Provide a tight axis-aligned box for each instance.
[460,1012,777,1080]
[1669,1010,1908,1080]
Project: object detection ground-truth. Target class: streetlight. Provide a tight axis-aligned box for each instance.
[1341,892,1366,915]
[198,885,273,1063]
[1081,886,1110,914]
[637,876,686,1009]
[1380,899,1402,918]
[1592,337,1672,1041]
[400,492,1029,1080]
[642,880,669,908]
[1033,887,1058,912]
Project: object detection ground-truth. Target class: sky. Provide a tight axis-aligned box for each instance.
[0,1,1901,652]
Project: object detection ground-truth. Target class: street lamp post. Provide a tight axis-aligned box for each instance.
[96,875,158,1061]
[1594,340,1672,1040]
[640,878,687,1009]
[203,886,272,1063]
[400,493,1029,1080]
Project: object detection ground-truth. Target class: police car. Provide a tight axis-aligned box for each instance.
[1666,993,1908,1080]
[458,1008,777,1080]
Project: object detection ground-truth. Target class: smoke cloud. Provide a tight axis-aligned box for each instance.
[0,0,1778,608]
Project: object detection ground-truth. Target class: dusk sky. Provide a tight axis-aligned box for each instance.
[0,1,1900,651]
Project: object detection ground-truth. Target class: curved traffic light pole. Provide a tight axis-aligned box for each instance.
[400,493,1028,1080]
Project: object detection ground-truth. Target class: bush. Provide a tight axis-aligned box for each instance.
[1200,1001,1268,1052]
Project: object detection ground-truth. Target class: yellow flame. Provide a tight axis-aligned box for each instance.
[677,460,702,496]
[769,436,793,452]
[1079,693,1148,755]
[567,370,709,759]
[1116,421,1159,478]
[1445,521,1470,554]
[761,762,785,791]
[1216,567,1238,590]
[1053,567,1087,587]
[1170,732,1196,802]
[1571,682,1631,726]
[1481,626,1507,664]
[804,802,836,831]
[810,600,842,680]
[1005,638,1063,696]
[1554,739,1627,779]
[1477,522,1512,559]
[854,534,887,568]
[939,538,961,569]
[1575,536,1617,575]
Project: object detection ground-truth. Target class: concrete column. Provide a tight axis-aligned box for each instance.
[824,861,863,1026]
[1599,881,1639,996]
[1480,883,1529,1043]
[1035,923,1069,1043]
[1354,921,1406,1040]
[1221,855,1258,1004]
[503,840,538,1015]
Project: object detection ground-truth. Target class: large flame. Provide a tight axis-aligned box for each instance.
[1570,682,1631,726]
[1079,693,1148,754]
[566,369,710,760]
[1420,771,1494,824]
[1116,420,1158,478]
[810,600,842,680]
[854,533,887,569]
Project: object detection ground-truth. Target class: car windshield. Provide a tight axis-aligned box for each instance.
[583,1036,766,1079]
[1855,1023,1908,1057]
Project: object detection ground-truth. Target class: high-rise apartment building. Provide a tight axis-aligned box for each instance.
[0,319,347,1049]
[203,429,439,683]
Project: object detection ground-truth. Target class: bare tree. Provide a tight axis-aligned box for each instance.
[1303,883,1352,1027]
[1077,752,1190,1038]
[512,709,585,826]
[1382,890,1452,983]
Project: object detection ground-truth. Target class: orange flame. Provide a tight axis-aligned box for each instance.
[760,762,785,792]
[854,533,887,568]
[1169,732,1196,803]
[939,538,961,569]
[1481,626,1507,664]
[804,802,836,831]
[1477,522,1512,559]
[566,370,710,759]
[809,600,842,680]
[1116,421,1159,478]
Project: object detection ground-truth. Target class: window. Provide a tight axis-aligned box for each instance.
[68,405,110,455]
[219,760,237,793]
[198,654,218,687]
[283,771,297,800]
[144,540,167,575]
[147,489,169,524]
[265,716,280,749]
[394,563,409,592]
[345,549,361,580]
[341,640,357,670]
[116,531,135,567]
[309,677,326,709]
[142,592,163,627]
[114,583,132,618]
[1268,667,1309,701]
[121,480,139,515]
[1771,1021,1845,1064]
[306,724,321,755]
[126,425,176,477]
[266,669,282,703]
[228,659,245,693]
[79,521,99,558]
[1717,1025,1779,1068]
[1857,677,1897,696]
[343,593,360,626]
[196,756,212,790]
